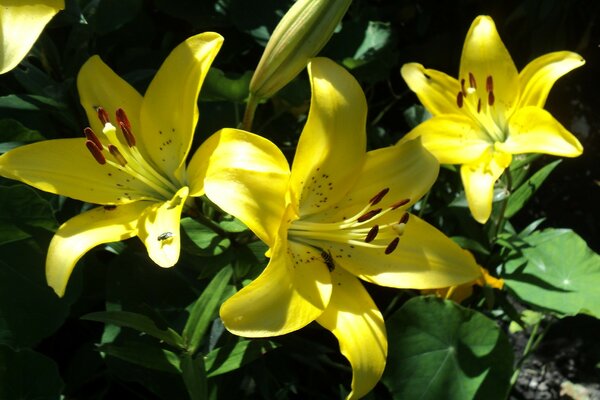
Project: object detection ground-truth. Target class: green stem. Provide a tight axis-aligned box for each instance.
[242,93,259,131]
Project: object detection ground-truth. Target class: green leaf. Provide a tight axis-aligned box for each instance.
[0,345,63,399]
[382,296,513,400]
[82,311,184,348]
[201,68,252,102]
[0,185,57,246]
[98,342,181,373]
[451,236,490,255]
[205,339,278,377]
[503,229,600,318]
[181,217,231,256]
[0,118,44,152]
[504,160,561,219]
[183,266,233,355]
[93,0,143,34]
[180,353,207,400]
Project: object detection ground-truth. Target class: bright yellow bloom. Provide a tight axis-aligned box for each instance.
[0,0,64,74]
[0,33,223,296]
[197,58,480,399]
[400,15,584,223]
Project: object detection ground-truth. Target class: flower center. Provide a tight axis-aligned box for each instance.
[456,72,506,142]
[287,187,410,257]
[84,107,178,201]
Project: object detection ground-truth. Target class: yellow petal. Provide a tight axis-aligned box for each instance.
[46,202,149,297]
[497,107,583,157]
[400,63,461,116]
[329,214,481,289]
[140,33,223,183]
[198,128,290,247]
[316,268,386,400]
[0,138,153,204]
[77,55,143,145]
[399,115,493,165]
[317,138,438,222]
[289,58,367,217]
[0,0,64,74]
[138,187,189,268]
[518,51,585,109]
[460,150,511,223]
[459,16,519,116]
[220,235,332,337]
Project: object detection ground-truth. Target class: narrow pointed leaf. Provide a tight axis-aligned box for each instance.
[82,311,184,348]
[98,342,181,373]
[180,353,207,400]
[504,160,561,218]
[205,340,279,377]
[183,266,233,354]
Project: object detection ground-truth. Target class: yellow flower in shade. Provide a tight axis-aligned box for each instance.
[0,0,64,74]
[400,15,584,223]
[0,33,223,296]
[195,58,481,399]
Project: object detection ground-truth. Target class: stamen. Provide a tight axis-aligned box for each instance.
[488,91,495,106]
[115,108,132,132]
[84,127,103,150]
[486,75,494,92]
[85,140,106,165]
[460,78,466,96]
[108,144,127,166]
[456,91,464,108]
[390,198,410,210]
[365,225,379,243]
[469,72,477,89]
[369,188,389,206]
[399,212,409,224]
[119,122,136,147]
[97,106,110,125]
[384,237,400,254]
[357,208,382,223]
[477,99,482,113]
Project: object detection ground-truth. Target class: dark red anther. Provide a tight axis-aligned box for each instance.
[390,198,410,210]
[108,144,127,166]
[477,99,482,113]
[468,72,477,89]
[399,212,409,225]
[119,122,136,147]
[460,78,466,96]
[115,108,131,132]
[384,237,400,255]
[85,140,106,165]
[456,91,464,108]
[104,205,117,210]
[365,225,379,243]
[96,106,110,125]
[84,127,103,150]
[357,208,382,223]
[369,188,389,206]
[488,91,495,106]
[486,75,494,93]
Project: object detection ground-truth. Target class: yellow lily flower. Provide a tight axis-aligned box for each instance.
[423,266,504,303]
[0,32,223,296]
[0,0,64,74]
[400,15,584,223]
[196,58,481,399]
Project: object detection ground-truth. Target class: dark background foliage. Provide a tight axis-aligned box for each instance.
[0,0,598,399]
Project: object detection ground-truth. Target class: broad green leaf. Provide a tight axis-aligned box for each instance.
[183,266,233,355]
[503,229,600,318]
[98,342,181,373]
[181,217,231,256]
[504,160,561,219]
[82,311,184,348]
[0,118,44,152]
[181,353,207,400]
[382,296,513,400]
[0,345,63,399]
[0,185,57,246]
[218,215,249,233]
[205,339,279,377]
[0,248,68,347]
[509,154,541,189]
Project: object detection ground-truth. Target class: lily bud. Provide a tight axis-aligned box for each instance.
[249,0,351,100]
